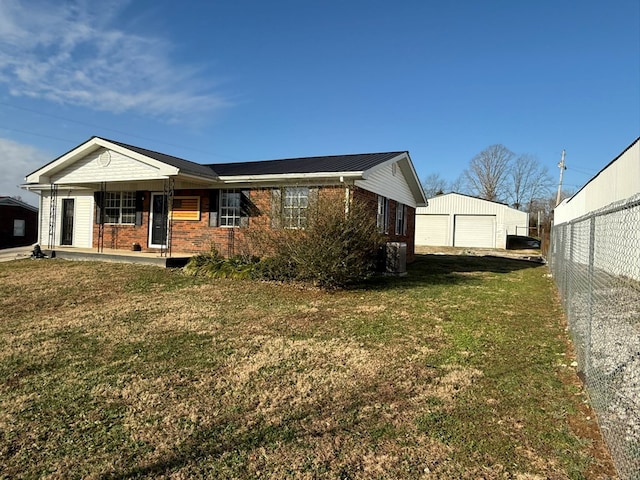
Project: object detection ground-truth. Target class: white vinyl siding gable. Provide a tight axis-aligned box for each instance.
[51,149,164,184]
[355,162,416,207]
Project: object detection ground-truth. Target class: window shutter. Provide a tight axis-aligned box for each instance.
[308,187,319,205]
[209,189,219,227]
[307,187,318,227]
[271,188,282,228]
[94,191,104,224]
[402,205,407,236]
[135,191,144,226]
[239,189,251,227]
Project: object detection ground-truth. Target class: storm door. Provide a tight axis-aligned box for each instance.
[149,193,168,248]
[61,198,74,246]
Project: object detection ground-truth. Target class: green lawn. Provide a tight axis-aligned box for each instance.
[0,255,615,479]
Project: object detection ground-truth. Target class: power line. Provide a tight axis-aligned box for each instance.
[0,125,78,145]
[0,101,240,162]
[567,165,598,176]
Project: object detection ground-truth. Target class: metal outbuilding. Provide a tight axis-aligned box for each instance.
[415,192,528,249]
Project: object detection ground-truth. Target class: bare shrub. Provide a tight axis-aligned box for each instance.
[248,192,384,288]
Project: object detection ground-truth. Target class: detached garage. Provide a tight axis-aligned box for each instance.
[415,193,528,249]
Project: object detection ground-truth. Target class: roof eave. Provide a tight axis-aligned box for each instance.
[219,171,364,184]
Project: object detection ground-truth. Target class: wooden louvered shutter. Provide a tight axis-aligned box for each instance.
[240,189,251,228]
[271,188,282,228]
[135,191,144,226]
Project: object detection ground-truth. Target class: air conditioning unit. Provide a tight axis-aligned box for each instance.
[385,242,407,276]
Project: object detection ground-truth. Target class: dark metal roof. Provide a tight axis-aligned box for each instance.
[104,138,218,178]
[100,138,405,177]
[206,152,406,176]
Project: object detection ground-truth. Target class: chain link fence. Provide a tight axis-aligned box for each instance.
[549,193,640,480]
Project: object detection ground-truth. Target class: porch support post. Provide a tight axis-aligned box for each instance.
[97,182,106,253]
[48,183,59,250]
[161,178,175,257]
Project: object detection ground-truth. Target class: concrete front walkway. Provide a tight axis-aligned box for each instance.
[0,246,193,267]
[0,246,33,263]
[43,247,193,267]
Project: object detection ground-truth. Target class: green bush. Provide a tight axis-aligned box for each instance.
[183,247,259,279]
[251,255,298,281]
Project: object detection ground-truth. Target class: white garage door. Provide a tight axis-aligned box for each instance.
[454,215,496,248]
[415,214,449,246]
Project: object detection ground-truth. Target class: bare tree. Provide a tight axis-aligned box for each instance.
[528,189,575,236]
[461,144,514,202]
[448,175,465,194]
[507,154,553,210]
[421,173,448,198]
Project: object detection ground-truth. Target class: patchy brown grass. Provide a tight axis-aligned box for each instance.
[0,255,617,479]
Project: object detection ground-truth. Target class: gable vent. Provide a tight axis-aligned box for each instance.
[97,151,111,167]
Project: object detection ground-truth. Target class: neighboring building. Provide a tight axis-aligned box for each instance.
[552,136,640,279]
[554,137,640,224]
[415,192,528,249]
[22,137,426,262]
[0,196,38,249]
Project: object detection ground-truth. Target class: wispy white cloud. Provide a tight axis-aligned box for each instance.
[0,0,230,120]
[0,137,49,204]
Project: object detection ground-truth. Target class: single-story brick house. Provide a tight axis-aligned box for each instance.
[0,196,38,249]
[22,137,426,262]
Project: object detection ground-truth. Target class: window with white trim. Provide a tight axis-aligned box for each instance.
[377,195,389,234]
[104,192,136,224]
[395,202,406,236]
[220,190,242,227]
[283,187,309,229]
[13,219,25,237]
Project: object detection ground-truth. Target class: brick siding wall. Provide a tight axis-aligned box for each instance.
[92,186,415,262]
[352,187,416,263]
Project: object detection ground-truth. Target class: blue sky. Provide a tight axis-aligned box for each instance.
[1,0,638,205]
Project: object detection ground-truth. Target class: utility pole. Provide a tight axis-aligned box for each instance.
[556,149,566,206]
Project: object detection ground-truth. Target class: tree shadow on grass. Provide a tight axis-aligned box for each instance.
[362,253,545,290]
